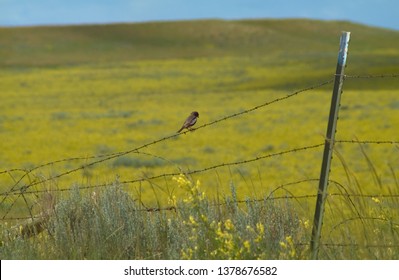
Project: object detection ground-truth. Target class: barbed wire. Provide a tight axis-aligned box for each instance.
[189,79,334,131]
[0,143,326,196]
[3,189,399,221]
[3,137,398,198]
[0,140,390,220]
[343,73,399,79]
[1,138,398,221]
[336,140,399,145]
[3,174,398,251]
[0,143,326,221]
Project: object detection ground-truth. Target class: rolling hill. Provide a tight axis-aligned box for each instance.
[1,18,399,71]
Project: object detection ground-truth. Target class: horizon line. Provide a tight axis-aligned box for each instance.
[1,17,398,31]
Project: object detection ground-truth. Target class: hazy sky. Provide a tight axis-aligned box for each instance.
[1,0,398,30]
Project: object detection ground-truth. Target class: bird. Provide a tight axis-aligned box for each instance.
[177,111,199,133]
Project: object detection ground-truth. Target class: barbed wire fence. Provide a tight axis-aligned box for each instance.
[1,49,399,256]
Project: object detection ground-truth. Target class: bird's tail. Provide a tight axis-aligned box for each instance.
[177,126,184,133]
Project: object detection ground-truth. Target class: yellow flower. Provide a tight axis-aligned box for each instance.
[300,219,310,229]
[372,197,381,204]
[256,222,264,234]
[181,248,193,259]
[243,240,251,251]
[189,215,197,226]
[254,223,264,243]
[225,219,234,231]
[173,174,191,188]
[168,195,177,206]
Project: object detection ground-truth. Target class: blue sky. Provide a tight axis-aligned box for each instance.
[1,0,398,30]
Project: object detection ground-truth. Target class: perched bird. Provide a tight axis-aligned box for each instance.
[177,111,199,133]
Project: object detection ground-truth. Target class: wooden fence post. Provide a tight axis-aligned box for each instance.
[310,31,351,259]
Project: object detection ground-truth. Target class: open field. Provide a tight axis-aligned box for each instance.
[1,19,399,259]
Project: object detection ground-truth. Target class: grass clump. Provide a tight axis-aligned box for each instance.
[0,175,303,259]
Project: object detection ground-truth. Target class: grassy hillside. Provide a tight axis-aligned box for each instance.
[1,19,398,65]
[1,19,398,91]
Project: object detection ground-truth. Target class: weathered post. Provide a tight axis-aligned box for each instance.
[310,31,351,259]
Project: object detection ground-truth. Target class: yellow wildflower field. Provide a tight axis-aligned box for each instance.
[1,56,398,210]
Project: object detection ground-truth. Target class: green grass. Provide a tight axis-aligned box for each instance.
[1,173,398,259]
[0,177,303,259]
[0,18,399,259]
